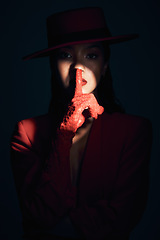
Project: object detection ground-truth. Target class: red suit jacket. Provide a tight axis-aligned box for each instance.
[10,112,152,240]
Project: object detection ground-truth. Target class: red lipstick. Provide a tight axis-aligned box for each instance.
[82,79,87,86]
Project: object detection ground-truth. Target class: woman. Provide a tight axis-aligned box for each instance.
[11,7,152,240]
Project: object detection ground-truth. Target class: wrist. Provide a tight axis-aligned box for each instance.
[55,128,75,154]
[57,128,75,141]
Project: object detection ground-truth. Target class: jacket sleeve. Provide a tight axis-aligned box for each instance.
[10,120,76,230]
[69,118,152,240]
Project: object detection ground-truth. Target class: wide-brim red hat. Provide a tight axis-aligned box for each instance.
[23,7,138,60]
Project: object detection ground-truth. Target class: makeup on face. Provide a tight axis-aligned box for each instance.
[54,42,107,95]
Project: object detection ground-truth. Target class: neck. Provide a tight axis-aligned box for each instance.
[72,117,94,144]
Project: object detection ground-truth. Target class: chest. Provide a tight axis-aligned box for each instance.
[69,132,89,186]
[69,124,123,204]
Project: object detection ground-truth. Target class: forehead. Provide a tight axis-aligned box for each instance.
[59,42,104,51]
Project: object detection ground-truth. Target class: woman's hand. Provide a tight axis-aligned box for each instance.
[59,69,104,134]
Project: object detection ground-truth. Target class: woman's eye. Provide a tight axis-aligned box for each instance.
[59,52,72,59]
[86,53,98,59]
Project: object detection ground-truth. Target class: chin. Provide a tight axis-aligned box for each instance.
[82,86,96,95]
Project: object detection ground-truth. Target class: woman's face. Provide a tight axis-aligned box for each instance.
[52,42,108,96]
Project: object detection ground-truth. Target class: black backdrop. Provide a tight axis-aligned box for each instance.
[0,0,160,239]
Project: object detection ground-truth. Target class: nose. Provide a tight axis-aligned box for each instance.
[70,55,85,71]
[69,63,85,81]
[70,63,85,78]
[74,64,85,72]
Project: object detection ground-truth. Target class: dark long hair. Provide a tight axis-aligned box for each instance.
[97,66,125,113]
[96,42,124,114]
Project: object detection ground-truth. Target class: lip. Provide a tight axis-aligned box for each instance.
[82,79,87,86]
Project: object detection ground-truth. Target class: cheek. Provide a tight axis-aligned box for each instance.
[90,63,104,84]
[85,69,100,94]
[57,61,70,85]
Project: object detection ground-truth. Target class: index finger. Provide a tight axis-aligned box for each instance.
[74,68,83,97]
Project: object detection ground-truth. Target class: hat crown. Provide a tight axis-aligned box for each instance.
[47,7,108,38]
[23,7,138,60]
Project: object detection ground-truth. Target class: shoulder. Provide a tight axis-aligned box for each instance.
[100,112,152,144]
[102,111,151,125]
[101,112,152,131]
[20,113,52,135]
[99,112,152,166]
[12,114,53,151]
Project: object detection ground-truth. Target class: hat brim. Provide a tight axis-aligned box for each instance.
[23,34,138,61]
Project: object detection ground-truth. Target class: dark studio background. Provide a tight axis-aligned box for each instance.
[0,0,159,239]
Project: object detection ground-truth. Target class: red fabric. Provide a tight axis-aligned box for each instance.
[10,112,152,240]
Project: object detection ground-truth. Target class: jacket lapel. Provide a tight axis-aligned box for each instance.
[78,114,103,203]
